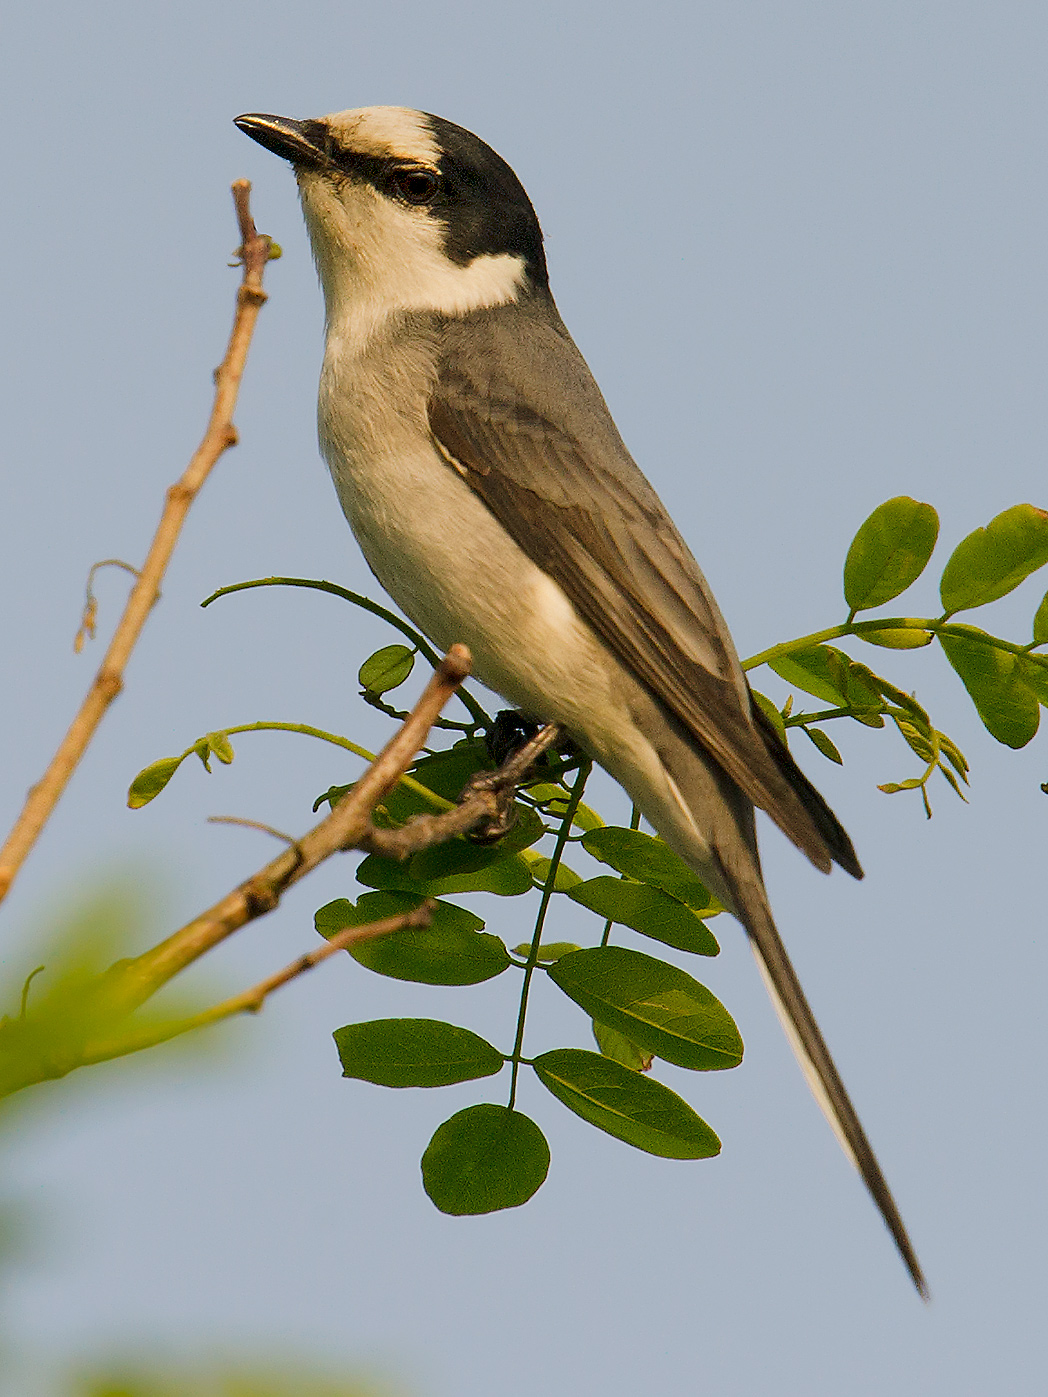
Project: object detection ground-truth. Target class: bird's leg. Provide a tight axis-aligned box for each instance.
[463,714,566,843]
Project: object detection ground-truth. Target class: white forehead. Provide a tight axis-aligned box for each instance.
[322,105,440,166]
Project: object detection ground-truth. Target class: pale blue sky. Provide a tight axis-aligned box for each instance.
[1,3,1046,1393]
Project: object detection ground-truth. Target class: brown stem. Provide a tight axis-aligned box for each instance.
[119,645,472,1007]
[0,182,274,908]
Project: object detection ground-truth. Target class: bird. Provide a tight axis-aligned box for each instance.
[235,105,925,1296]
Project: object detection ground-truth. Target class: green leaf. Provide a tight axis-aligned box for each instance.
[526,783,605,831]
[356,848,533,898]
[411,739,492,799]
[768,646,848,707]
[564,801,605,832]
[521,781,568,804]
[858,628,934,649]
[533,1049,721,1158]
[487,805,547,854]
[522,852,583,891]
[315,892,511,984]
[407,820,540,884]
[940,504,1048,615]
[937,762,967,800]
[511,941,581,963]
[581,828,720,914]
[408,838,497,882]
[936,731,970,780]
[938,629,1040,748]
[751,689,788,743]
[1034,589,1048,645]
[358,643,415,695]
[865,670,931,727]
[126,755,183,809]
[824,651,884,713]
[376,739,493,825]
[892,716,934,762]
[591,1020,654,1072]
[843,497,940,611]
[333,1018,504,1088]
[567,877,719,955]
[204,731,235,764]
[768,645,885,715]
[802,725,844,764]
[317,889,483,935]
[421,1104,550,1214]
[313,782,351,813]
[547,946,743,1071]
[1020,657,1048,707]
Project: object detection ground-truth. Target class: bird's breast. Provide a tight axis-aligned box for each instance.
[316,332,633,746]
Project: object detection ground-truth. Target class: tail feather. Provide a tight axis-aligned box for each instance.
[621,695,927,1296]
[721,864,928,1299]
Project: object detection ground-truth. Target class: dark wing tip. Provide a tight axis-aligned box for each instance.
[750,696,864,879]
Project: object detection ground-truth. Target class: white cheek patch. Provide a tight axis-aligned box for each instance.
[299,171,526,355]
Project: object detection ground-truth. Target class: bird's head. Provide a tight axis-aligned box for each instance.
[235,106,548,327]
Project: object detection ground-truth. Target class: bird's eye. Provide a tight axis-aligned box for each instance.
[392,167,441,205]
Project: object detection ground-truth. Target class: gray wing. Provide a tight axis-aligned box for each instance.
[427,297,861,878]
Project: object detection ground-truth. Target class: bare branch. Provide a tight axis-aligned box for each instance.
[0,182,276,908]
[119,645,472,1007]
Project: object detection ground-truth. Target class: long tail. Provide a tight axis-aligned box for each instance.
[615,695,927,1296]
[726,868,928,1298]
[589,680,927,1293]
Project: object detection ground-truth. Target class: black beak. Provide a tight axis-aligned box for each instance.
[234,113,327,168]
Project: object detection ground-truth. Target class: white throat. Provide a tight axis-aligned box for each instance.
[298,169,526,358]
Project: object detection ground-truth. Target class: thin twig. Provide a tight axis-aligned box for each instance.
[118,645,472,1008]
[79,903,436,1065]
[359,722,563,860]
[200,901,436,1020]
[73,559,142,653]
[0,182,275,908]
[206,816,299,844]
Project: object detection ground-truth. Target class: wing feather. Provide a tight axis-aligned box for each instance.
[428,301,860,878]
